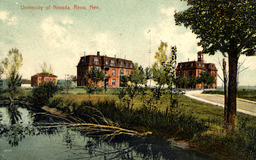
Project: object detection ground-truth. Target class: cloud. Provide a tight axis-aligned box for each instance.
[0,11,17,25]
[144,6,202,65]
[41,17,73,48]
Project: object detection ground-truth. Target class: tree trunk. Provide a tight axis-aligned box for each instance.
[223,58,228,128]
[226,53,239,132]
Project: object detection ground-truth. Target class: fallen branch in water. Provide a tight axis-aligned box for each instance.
[40,106,152,140]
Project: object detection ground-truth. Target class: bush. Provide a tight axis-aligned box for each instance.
[27,83,59,109]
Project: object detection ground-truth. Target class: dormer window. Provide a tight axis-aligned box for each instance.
[130,63,132,68]
[81,57,85,63]
[94,57,99,65]
[105,60,108,65]
[110,60,115,66]
[120,61,124,67]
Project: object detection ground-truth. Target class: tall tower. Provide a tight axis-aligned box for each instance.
[197,51,204,63]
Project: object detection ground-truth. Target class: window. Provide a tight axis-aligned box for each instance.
[94,57,99,65]
[112,69,116,76]
[105,60,108,65]
[130,63,132,68]
[112,79,116,85]
[120,61,124,67]
[110,60,115,66]
[126,70,129,75]
[120,69,124,75]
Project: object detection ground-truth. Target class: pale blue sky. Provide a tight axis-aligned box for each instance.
[0,0,255,86]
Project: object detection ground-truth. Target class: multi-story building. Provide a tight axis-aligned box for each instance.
[176,51,217,89]
[31,73,57,87]
[77,51,134,88]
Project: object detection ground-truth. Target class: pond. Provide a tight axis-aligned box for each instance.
[0,107,213,160]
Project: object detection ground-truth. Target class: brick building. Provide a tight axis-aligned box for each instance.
[77,51,134,88]
[31,73,57,87]
[176,51,217,89]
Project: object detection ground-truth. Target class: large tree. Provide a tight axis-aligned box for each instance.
[175,0,256,132]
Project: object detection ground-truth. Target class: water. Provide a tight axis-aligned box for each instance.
[0,107,213,160]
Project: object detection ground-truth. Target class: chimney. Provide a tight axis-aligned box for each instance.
[97,51,100,56]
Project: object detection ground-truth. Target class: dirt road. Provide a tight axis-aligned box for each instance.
[185,90,256,116]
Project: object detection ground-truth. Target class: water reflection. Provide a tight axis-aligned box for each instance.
[0,107,213,160]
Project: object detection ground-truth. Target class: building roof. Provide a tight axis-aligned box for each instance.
[31,73,57,77]
[77,51,134,69]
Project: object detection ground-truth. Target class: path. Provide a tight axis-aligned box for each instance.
[185,90,256,117]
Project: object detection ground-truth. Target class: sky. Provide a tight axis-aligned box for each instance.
[0,0,256,86]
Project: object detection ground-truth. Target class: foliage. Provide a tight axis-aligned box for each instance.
[152,41,177,99]
[145,67,152,80]
[120,75,129,87]
[125,86,137,109]
[128,64,146,87]
[1,48,23,101]
[27,82,59,109]
[85,66,104,87]
[117,88,126,106]
[41,62,53,74]
[175,0,256,131]
[63,80,72,94]
[197,71,216,88]
[175,75,189,88]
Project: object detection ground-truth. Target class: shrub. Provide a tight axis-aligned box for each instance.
[27,83,59,109]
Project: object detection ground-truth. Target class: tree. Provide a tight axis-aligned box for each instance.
[175,0,256,132]
[187,76,197,89]
[85,66,104,87]
[120,75,129,87]
[175,74,188,89]
[128,64,146,88]
[145,67,152,87]
[152,41,177,99]
[197,71,216,88]
[41,62,53,74]
[2,48,23,102]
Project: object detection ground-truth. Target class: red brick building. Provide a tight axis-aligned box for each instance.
[77,51,134,88]
[31,73,57,87]
[176,51,217,89]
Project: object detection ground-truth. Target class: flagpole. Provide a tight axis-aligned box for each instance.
[147,29,152,87]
